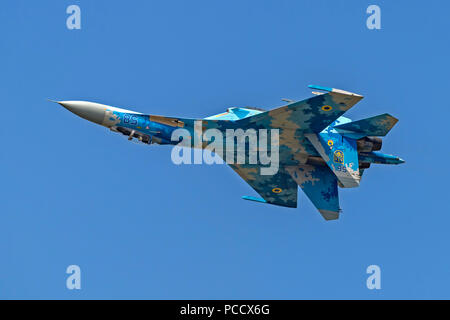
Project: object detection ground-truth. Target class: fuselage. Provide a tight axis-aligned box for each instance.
[54,86,404,220]
[56,100,404,168]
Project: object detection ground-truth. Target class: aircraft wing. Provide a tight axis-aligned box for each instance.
[231,162,341,220]
[237,86,363,133]
[229,164,298,208]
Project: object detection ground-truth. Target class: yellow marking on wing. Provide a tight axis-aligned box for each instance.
[272,188,282,194]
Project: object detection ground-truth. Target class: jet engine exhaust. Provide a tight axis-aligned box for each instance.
[357,136,382,152]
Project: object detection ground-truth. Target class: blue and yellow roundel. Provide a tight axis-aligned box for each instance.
[333,150,344,164]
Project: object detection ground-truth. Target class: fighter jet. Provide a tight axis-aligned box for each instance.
[54,85,404,220]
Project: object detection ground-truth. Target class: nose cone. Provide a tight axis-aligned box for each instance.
[56,101,106,125]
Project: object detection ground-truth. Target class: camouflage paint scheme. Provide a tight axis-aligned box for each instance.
[58,85,404,221]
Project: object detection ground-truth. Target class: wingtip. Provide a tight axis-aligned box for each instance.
[308,84,333,92]
[242,196,267,204]
[319,209,340,221]
[308,85,363,98]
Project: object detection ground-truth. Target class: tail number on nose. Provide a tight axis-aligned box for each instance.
[123,114,138,125]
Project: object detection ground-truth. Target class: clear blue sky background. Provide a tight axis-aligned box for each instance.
[1,0,449,299]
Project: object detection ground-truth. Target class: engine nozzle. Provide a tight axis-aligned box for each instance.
[357,136,382,152]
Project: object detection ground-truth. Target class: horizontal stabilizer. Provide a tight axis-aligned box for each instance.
[334,113,398,137]
[286,165,340,221]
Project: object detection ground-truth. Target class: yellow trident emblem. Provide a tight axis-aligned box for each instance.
[333,150,344,164]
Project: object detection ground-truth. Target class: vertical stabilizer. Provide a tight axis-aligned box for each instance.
[305,133,360,188]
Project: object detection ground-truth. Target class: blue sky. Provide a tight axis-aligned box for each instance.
[1,0,449,299]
